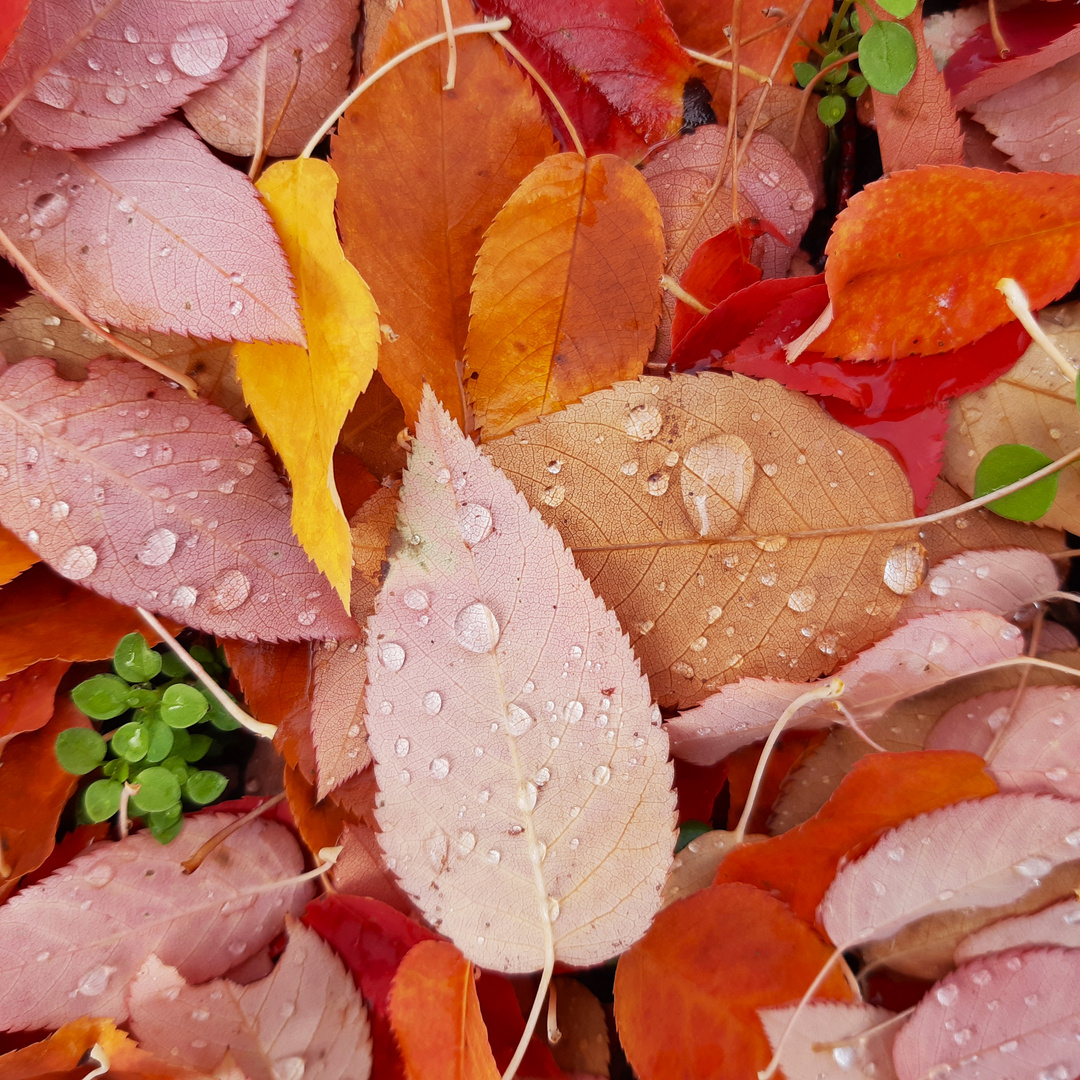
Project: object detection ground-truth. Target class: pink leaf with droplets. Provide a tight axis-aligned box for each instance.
[927,685,1080,797]
[667,611,1026,765]
[0,120,303,343]
[893,948,1080,1080]
[898,548,1059,622]
[820,793,1080,949]
[0,813,314,1031]
[127,920,372,1080]
[365,387,676,973]
[956,896,1080,962]
[0,0,295,150]
[0,357,357,641]
[313,638,372,798]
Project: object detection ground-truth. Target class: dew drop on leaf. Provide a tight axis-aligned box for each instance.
[137,527,177,567]
[592,764,611,786]
[403,588,429,610]
[504,703,533,736]
[171,585,197,608]
[625,402,662,441]
[457,503,493,544]
[680,435,755,538]
[210,570,250,611]
[430,757,450,780]
[423,691,442,715]
[787,586,817,613]
[170,23,229,77]
[57,544,97,580]
[378,642,406,671]
[883,541,927,595]
[31,192,69,228]
[454,602,500,653]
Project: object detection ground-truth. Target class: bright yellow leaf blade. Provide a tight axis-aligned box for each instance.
[235,158,380,611]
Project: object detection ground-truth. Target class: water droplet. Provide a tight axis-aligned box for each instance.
[88,57,103,71]
[117,195,138,214]
[761,462,778,477]
[1046,766,1069,783]
[929,574,951,597]
[297,610,317,627]
[84,862,114,887]
[488,849,501,864]
[75,964,116,996]
[458,831,476,855]
[377,642,405,671]
[1001,624,1022,641]
[971,968,992,986]
[620,460,639,476]
[229,299,243,316]
[624,402,662,441]
[518,780,538,812]
[57,544,97,581]
[398,769,411,784]
[454,602,500,653]
[25,529,38,545]
[430,757,450,780]
[1000,1041,1019,1053]
[883,541,927,596]
[647,472,669,496]
[171,585,197,609]
[591,764,611,785]
[48,500,70,521]
[936,984,959,1006]
[457,503,493,544]
[565,701,583,723]
[34,73,75,109]
[547,459,563,474]
[171,22,229,76]
[680,435,755,537]
[535,767,550,786]
[210,570,250,611]
[787,586,817,613]
[30,191,69,228]
[18,445,38,465]
[504,703,533,736]
[104,85,128,105]
[760,572,777,587]
[1014,856,1053,878]
[541,484,565,507]
[137,526,177,567]
[928,634,951,657]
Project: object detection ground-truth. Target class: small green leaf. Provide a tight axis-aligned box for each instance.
[160,683,209,728]
[144,721,175,763]
[55,728,107,775]
[850,8,862,33]
[184,770,228,806]
[125,688,160,709]
[72,674,131,720]
[158,755,192,782]
[794,61,818,87]
[148,814,185,844]
[129,766,181,813]
[102,758,130,782]
[846,74,868,98]
[190,644,223,677]
[818,94,847,126]
[83,779,123,822]
[675,820,711,853]
[112,632,162,683]
[182,732,213,763]
[112,721,151,762]
[160,652,187,679]
[876,0,918,16]
[974,444,1059,521]
[860,22,917,95]
[204,690,240,731]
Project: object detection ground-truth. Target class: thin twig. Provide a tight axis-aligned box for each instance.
[259,49,304,170]
[248,45,270,182]
[685,48,772,84]
[181,791,287,873]
[726,0,744,223]
[440,0,458,90]
[706,16,797,60]
[998,278,1078,386]
[660,273,710,315]
[988,0,1011,57]
[789,51,859,155]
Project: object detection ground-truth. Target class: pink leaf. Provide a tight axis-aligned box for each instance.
[927,685,1080,797]
[893,948,1080,1080]
[955,896,1080,962]
[185,0,360,159]
[0,813,315,1031]
[0,120,303,343]
[0,357,357,641]
[0,0,295,150]
[667,611,1026,765]
[127,920,372,1080]
[313,638,371,797]
[820,793,1080,949]
[759,1003,898,1080]
[898,548,1059,622]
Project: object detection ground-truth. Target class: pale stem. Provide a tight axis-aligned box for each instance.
[707,17,796,60]
[1039,591,1080,604]
[490,30,586,158]
[117,781,140,840]
[247,44,269,182]
[810,1007,914,1053]
[726,0,744,223]
[684,48,772,85]
[788,51,859,155]
[259,49,304,170]
[997,278,1079,386]
[135,607,275,739]
[0,220,198,394]
[300,18,513,158]
[833,699,887,752]
[546,978,562,1044]
[733,677,844,844]
[83,1044,110,1080]
[181,790,288,873]
[0,847,11,880]
[660,273,711,315]
[440,0,458,90]
[975,656,1080,682]
[784,300,834,362]
[988,0,1011,57]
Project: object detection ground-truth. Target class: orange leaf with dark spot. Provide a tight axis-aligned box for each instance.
[0,659,69,747]
[0,526,34,589]
[614,882,852,1080]
[714,751,997,925]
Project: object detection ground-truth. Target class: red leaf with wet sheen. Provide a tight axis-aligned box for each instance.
[0,658,68,745]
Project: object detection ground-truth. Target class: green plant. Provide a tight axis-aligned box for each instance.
[55,634,239,842]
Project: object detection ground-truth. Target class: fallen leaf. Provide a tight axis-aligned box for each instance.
[943,306,1080,532]
[892,949,1080,1080]
[184,0,360,159]
[614,883,852,1080]
[234,157,380,609]
[955,895,1080,961]
[366,388,675,970]
[283,762,355,857]
[0,120,303,343]
[0,0,293,150]
[0,293,246,419]
[0,526,35,588]
[548,976,610,1077]
[331,0,556,429]
[0,813,314,1030]
[333,822,415,913]
[466,152,665,438]
[339,371,408,479]
[714,751,996,924]
[813,167,1080,360]
[388,940,500,1080]
[0,357,357,641]
[0,657,69,746]
[0,0,26,70]
[661,829,750,908]
[128,920,372,1080]
[484,372,917,708]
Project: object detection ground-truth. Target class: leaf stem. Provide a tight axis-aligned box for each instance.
[439,0,459,90]
[300,18,513,158]
[684,48,772,85]
[247,44,270,182]
[726,0,744,223]
[997,278,1079,386]
[181,791,287,873]
[788,51,859,154]
[660,273,710,315]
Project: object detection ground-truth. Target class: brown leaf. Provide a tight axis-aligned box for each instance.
[331,0,556,429]
[548,977,610,1078]
[339,371,408,479]
[485,372,916,708]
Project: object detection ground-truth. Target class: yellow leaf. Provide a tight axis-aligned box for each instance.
[235,158,380,611]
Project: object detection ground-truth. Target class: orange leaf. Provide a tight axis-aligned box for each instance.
[714,750,997,925]
[815,167,1080,359]
[388,940,501,1080]
[0,658,69,746]
[614,882,852,1080]
[467,152,666,438]
[0,696,89,888]
[0,525,35,588]
[283,760,359,856]
[331,0,556,429]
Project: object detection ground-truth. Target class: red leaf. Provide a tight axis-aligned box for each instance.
[673,757,729,825]
[0,658,68,746]
[0,0,27,69]
[714,751,997,926]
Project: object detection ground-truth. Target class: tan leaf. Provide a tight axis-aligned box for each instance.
[661,829,765,908]
[548,977,610,1078]
[943,304,1080,532]
[484,372,916,708]
[366,388,676,972]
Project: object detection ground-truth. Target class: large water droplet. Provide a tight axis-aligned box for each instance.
[171,23,229,77]
[936,984,959,1006]
[488,849,501,864]
[787,586,817,613]
[518,780,538,812]
[210,570,250,611]
[33,73,75,109]
[680,435,755,538]
[1014,856,1053,878]
[403,587,428,610]
[57,544,97,581]
[504,703,533,736]
[395,737,410,757]
[30,191,69,228]
[454,602,500,653]
[49,500,69,521]
[75,964,117,996]
[137,526,177,567]
[625,402,662,441]
[172,585,197,608]
[591,764,611,785]
[84,862,114,887]
[378,642,406,671]
[565,700,583,723]
[647,472,669,497]
[423,691,442,715]
[430,757,450,780]
[457,503,493,544]
[883,541,927,596]
[104,84,128,105]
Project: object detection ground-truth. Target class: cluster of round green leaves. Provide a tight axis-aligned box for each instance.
[794,0,919,128]
[55,634,238,843]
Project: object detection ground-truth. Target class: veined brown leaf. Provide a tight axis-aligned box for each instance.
[365,388,676,972]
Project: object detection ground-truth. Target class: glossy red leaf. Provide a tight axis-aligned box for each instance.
[0,0,26,69]
[0,657,68,746]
